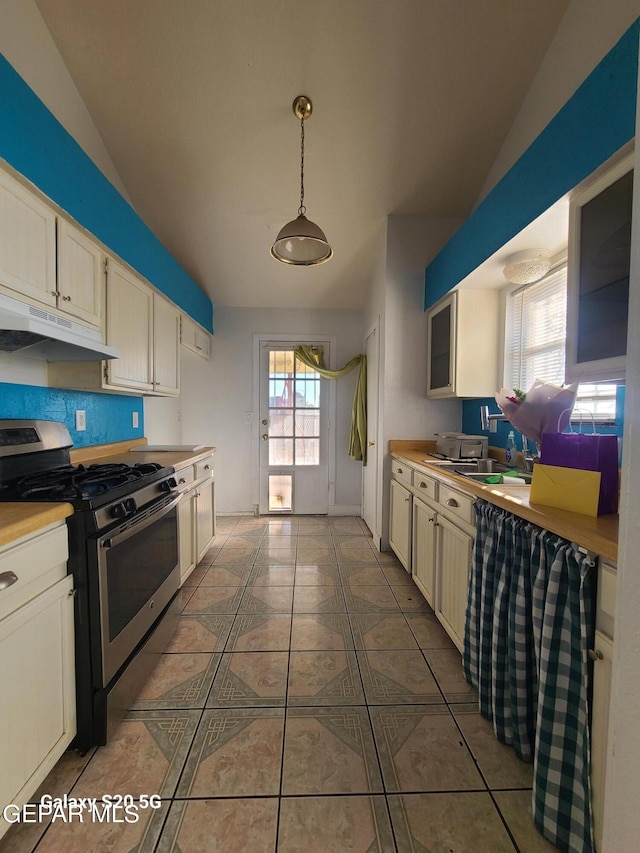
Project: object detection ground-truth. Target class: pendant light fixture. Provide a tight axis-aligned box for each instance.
[270,95,333,265]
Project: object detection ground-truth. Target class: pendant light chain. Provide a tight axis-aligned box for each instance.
[298,114,306,217]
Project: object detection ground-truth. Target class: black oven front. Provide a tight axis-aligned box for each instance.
[94,491,181,686]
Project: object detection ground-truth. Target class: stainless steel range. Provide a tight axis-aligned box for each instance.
[0,419,181,750]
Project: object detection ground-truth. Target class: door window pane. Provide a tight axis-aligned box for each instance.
[295,438,320,465]
[295,410,319,437]
[269,438,293,466]
[269,409,293,436]
[295,378,320,407]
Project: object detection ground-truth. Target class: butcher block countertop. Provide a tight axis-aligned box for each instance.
[0,503,73,549]
[390,440,618,564]
[1,439,215,549]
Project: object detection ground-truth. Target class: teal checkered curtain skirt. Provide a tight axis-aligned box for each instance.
[463,500,595,853]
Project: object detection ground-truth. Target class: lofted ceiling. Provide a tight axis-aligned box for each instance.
[34,0,569,311]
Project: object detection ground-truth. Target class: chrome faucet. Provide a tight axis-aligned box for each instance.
[480,404,507,430]
[520,434,539,472]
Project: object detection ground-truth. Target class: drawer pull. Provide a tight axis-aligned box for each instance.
[179,478,187,484]
[0,571,18,592]
[445,498,459,508]
[396,467,403,474]
[418,481,428,488]
[588,649,604,661]
[204,464,211,470]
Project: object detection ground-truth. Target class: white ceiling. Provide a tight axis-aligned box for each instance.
[34,0,569,310]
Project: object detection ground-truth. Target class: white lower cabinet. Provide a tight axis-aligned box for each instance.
[0,524,75,842]
[175,454,216,583]
[389,478,412,571]
[412,497,436,606]
[390,456,475,650]
[434,514,473,651]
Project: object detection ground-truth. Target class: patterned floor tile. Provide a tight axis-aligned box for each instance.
[329,518,368,535]
[342,585,402,613]
[380,564,414,586]
[180,564,209,587]
[156,798,278,852]
[224,533,265,548]
[248,564,296,586]
[336,547,380,565]
[370,705,483,793]
[282,706,383,795]
[296,546,337,565]
[287,650,365,706]
[130,653,220,710]
[453,706,535,789]
[164,614,234,653]
[71,710,200,799]
[290,614,355,650]
[238,584,294,614]
[376,550,404,566]
[349,614,419,650]
[391,584,431,612]
[297,535,333,549]
[277,796,394,852]
[357,649,443,705]
[212,545,258,565]
[207,651,289,708]
[405,613,455,650]
[225,614,292,652]
[182,585,245,615]
[296,519,331,534]
[292,584,346,613]
[493,790,559,852]
[424,647,479,703]
[254,550,296,566]
[294,564,342,586]
[176,709,285,798]
[339,564,389,585]
[196,564,253,586]
[388,792,516,851]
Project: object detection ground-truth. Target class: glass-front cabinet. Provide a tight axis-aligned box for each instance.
[566,147,634,384]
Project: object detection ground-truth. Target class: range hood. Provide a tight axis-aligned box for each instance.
[0,293,119,361]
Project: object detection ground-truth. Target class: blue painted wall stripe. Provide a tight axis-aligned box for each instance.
[0,383,144,448]
[424,19,639,310]
[0,53,213,333]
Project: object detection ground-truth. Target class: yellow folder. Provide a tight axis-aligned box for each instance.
[529,463,602,517]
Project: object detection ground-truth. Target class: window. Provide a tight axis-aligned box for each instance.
[504,267,617,421]
[268,350,321,466]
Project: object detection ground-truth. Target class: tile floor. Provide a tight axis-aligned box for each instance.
[3,515,559,852]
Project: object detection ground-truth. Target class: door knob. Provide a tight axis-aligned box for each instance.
[262,419,268,425]
[261,434,268,441]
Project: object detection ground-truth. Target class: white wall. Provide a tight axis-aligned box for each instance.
[179,306,364,514]
[364,215,462,548]
[478,0,640,201]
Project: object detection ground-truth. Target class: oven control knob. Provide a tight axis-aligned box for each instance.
[124,498,137,514]
[159,477,177,493]
[110,502,128,519]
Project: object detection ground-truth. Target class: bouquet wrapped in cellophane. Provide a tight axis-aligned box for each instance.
[495,379,578,445]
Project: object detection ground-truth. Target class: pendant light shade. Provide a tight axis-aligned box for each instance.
[270,96,333,266]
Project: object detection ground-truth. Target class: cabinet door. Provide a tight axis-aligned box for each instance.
[389,479,412,571]
[181,313,211,359]
[153,293,180,395]
[105,258,154,391]
[196,477,216,562]
[0,575,75,840]
[0,168,56,307]
[412,497,436,606]
[590,629,613,853]
[427,293,454,397]
[56,218,103,328]
[566,151,633,383]
[178,489,197,584]
[435,514,473,652]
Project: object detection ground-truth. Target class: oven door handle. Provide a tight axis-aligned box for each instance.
[99,493,182,549]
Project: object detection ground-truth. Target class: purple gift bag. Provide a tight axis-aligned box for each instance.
[539,432,619,515]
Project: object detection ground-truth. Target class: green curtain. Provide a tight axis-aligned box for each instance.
[293,345,367,464]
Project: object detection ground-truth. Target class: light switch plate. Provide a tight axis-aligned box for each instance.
[132,411,139,428]
[75,410,86,431]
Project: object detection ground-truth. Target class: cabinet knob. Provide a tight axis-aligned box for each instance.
[404,497,410,503]
[51,290,60,296]
[204,464,210,470]
[588,649,604,661]
[179,478,186,484]
[0,571,18,591]
[445,498,459,508]
[62,295,72,301]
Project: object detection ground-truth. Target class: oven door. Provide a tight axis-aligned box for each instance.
[96,492,181,686]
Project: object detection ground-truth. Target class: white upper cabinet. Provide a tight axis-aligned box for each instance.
[426,289,500,398]
[153,292,180,395]
[105,258,155,392]
[0,168,56,307]
[566,148,634,384]
[181,313,211,359]
[56,218,103,328]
